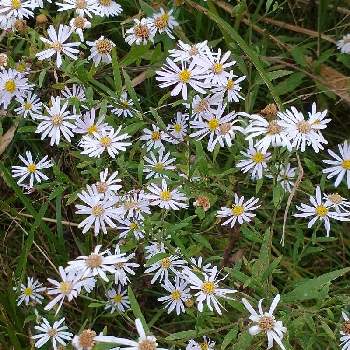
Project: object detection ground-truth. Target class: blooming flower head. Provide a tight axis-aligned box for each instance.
[75,108,111,136]
[118,190,151,219]
[96,0,123,17]
[0,0,34,22]
[61,84,86,101]
[144,149,176,180]
[151,8,178,39]
[166,112,188,143]
[217,193,260,228]
[92,168,122,196]
[186,337,215,350]
[212,70,246,103]
[241,294,287,350]
[324,193,350,213]
[117,217,145,240]
[69,15,91,42]
[111,91,135,118]
[56,0,100,17]
[14,92,42,119]
[105,286,130,313]
[87,36,115,66]
[144,241,166,260]
[11,151,53,188]
[15,277,46,306]
[140,124,170,151]
[184,94,221,120]
[169,40,209,63]
[267,163,296,193]
[72,329,97,350]
[125,18,156,46]
[337,34,350,54]
[111,245,139,285]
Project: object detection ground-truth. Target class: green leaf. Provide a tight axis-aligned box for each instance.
[256,69,293,84]
[123,70,141,111]
[127,286,149,332]
[252,228,272,282]
[233,331,252,350]
[88,302,105,308]
[272,184,283,207]
[112,48,122,94]
[165,330,197,341]
[144,252,169,267]
[221,326,238,350]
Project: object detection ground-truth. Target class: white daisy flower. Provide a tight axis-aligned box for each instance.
[72,329,97,350]
[75,185,122,235]
[95,318,168,350]
[44,266,82,314]
[158,276,191,315]
[0,68,32,108]
[244,113,290,152]
[11,151,53,188]
[323,140,350,188]
[278,103,330,153]
[14,92,41,119]
[61,84,86,100]
[116,217,145,240]
[32,317,73,350]
[151,8,178,39]
[340,311,350,350]
[0,0,34,21]
[184,94,221,121]
[324,193,350,213]
[183,266,236,315]
[169,40,209,63]
[111,91,135,118]
[145,254,187,284]
[140,124,170,151]
[144,149,176,180]
[87,36,115,66]
[217,193,260,228]
[294,185,350,236]
[93,168,122,196]
[267,163,296,193]
[105,286,129,313]
[56,0,99,17]
[74,107,111,135]
[145,241,166,259]
[96,0,122,17]
[146,179,188,210]
[69,16,91,42]
[15,277,46,306]
[111,245,139,285]
[212,70,246,103]
[337,34,350,54]
[118,190,151,219]
[35,96,77,146]
[125,18,156,46]
[36,25,80,68]
[236,142,271,180]
[80,126,131,158]
[156,58,208,100]
[166,112,188,143]
[186,337,215,350]
[66,244,126,282]
[187,257,214,274]
[242,294,287,350]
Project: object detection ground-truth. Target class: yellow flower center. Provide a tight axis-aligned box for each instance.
[59,281,72,294]
[151,131,161,141]
[342,160,350,170]
[24,102,32,110]
[130,222,138,230]
[154,162,164,172]
[170,289,181,301]
[78,329,96,348]
[96,38,113,54]
[27,163,37,173]
[4,79,16,93]
[160,190,172,201]
[86,254,103,268]
[258,315,275,331]
[315,205,328,217]
[134,24,150,39]
[50,41,63,52]
[231,204,244,216]
[23,287,33,296]
[178,69,191,83]
[252,152,265,163]
[75,0,86,8]
[121,100,129,109]
[113,294,123,303]
[73,16,86,28]
[138,339,157,350]
[52,114,63,126]
[87,124,98,135]
[208,118,219,131]
[213,63,223,74]
[100,136,112,147]
[91,204,105,217]
[201,281,215,295]
[16,62,26,72]
[200,342,208,350]
[154,13,170,29]
[11,0,21,9]
[173,123,182,133]
[160,257,171,269]
[99,0,111,5]
[226,79,234,90]
[297,120,311,134]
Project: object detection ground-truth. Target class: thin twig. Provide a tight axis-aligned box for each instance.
[17,212,79,227]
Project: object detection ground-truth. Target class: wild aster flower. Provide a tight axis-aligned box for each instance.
[36,25,80,68]
[187,257,214,274]
[66,244,125,282]
[151,7,178,39]
[11,151,52,188]
[337,34,350,54]
[267,163,296,193]
[35,96,77,146]
[146,179,188,210]
[96,0,123,17]
[56,0,99,17]
[15,277,46,306]
[236,142,271,180]
[244,113,290,152]
[140,124,170,151]
[95,318,168,350]
[14,92,42,119]
[105,286,130,313]
[156,58,208,100]
[278,103,330,153]
[32,317,73,350]
[61,84,86,101]
[125,18,156,46]
[212,70,246,103]
[190,104,242,152]
[323,140,350,188]
[294,185,350,236]
[144,149,176,180]
[186,337,215,350]
[145,241,166,259]
[166,112,188,143]
[0,68,32,108]
[111,91,135,118]
[217,193,260,228]
[184,94,221,121]
[87,36,115,66]
[145,254,187,284]
[340,311,350,350]
[92,168,122,197]
[169,40,209,63]
[74,108,111,136]
[44,266,82,314]
[111,245,139,285]
[0,0,34,21]
[72,329,97,350]
[116,217,145,240]
[242,294,287,350]
[75,185,122,235]
[324,193,350,213]
[118,190,151,219]
[80,126,131,158]
[184,266,236,315]
[158,276,191,315]
[69,16,91,42]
